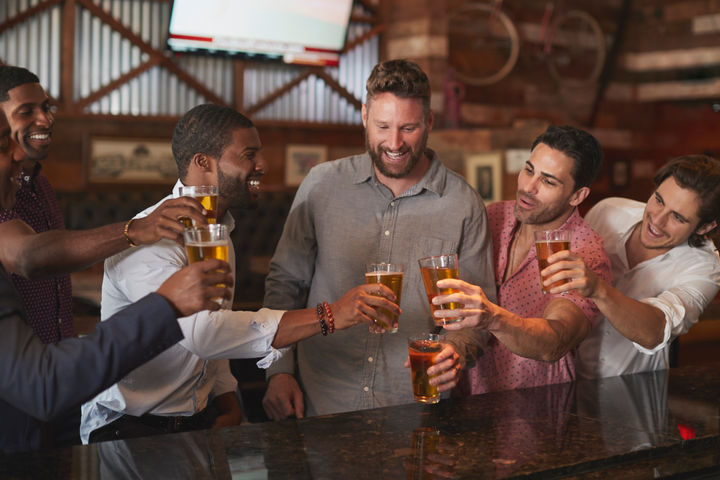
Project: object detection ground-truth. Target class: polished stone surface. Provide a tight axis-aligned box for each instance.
[2,363,719,479]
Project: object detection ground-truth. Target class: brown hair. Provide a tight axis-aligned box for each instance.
[653,154,720,248]
[365,59,430,118]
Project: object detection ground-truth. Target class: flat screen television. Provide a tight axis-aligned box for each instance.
[166,0,354,67]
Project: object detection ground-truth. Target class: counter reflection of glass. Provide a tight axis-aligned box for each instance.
[408,333,443,404]
[418,254,462,325]
[184,224,229,305]
[178,185,219,226]
[405,427,458,479]
[365,262,404,333]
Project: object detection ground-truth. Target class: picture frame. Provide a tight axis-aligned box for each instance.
[466,152,503,203]
[87,136,176,184]
[285,144,328,186]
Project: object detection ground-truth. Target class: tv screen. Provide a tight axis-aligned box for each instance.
[166,0,354,67]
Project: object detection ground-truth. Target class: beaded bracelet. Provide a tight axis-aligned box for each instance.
[123,218,138,247]
[316,303,329,336]
[322,301,335,334]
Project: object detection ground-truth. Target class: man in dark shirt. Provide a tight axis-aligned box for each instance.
[0,106,234,453]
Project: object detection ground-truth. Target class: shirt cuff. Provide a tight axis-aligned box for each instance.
[253,308,289,368]
[632,297,682,354]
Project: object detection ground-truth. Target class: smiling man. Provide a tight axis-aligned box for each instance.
[543,155,720,378]
[433,125,611,395]
[262,59,496,419]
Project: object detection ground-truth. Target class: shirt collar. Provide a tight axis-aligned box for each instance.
[350,149,446,198]
[21,162,42,185]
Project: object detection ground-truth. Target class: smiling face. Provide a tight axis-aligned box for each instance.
[216,127,265,211]
[362,92,432,182]
[0,112,26,210]
[514,143,588,227]
[638,176,711,252]
[1,82,55,163]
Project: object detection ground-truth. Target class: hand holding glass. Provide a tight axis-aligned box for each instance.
[178,185,219,226]
[408,333,443,404]
[184,224,229,306]
[419,254,463,326]
[534,229,572,293]
[365,263,403,333]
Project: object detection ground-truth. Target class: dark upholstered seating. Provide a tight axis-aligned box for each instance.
[57,189,296,307]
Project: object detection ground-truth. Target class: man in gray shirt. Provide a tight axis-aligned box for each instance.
[262,59,496,419]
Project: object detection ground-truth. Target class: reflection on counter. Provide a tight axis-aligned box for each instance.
[1,364,719,479]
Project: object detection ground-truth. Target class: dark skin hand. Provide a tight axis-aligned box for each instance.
[155,259,233,317]
[129,196,208,246]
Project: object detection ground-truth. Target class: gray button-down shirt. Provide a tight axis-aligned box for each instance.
[264,151,495,416]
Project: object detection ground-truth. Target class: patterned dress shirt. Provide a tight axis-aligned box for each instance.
[459,201,611,394]
[0,167,73,343]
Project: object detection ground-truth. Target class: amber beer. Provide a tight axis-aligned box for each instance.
[418,254,462,326]
[184,224,229,304]
[534,229,572,294]
[408,334,443,404]
[365,263,404,333]
[178,185,219,226]
[407,427,440,480]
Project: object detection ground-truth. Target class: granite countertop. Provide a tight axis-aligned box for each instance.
[2,364,719,479]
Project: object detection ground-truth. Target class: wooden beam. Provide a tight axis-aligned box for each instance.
[311,68,363,111]
[343,24,386,53]
[61,0,76,112]
[246,70,314,116]
[0,0,61,34]
[75,58,162,110]
[75,0,230,108]
[233,60,246,112]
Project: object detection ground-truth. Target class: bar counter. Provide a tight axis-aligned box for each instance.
[2,363,719,479]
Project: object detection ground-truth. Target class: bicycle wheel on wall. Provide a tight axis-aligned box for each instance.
[545,9,606,86]
[447,2,520,87]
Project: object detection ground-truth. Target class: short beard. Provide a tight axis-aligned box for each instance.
[366,129,428,179]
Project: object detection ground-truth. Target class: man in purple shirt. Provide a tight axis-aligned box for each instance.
[435,125,612,394]
[0,66,71,343]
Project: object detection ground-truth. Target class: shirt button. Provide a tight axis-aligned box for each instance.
[363,386,369,392]
[384,230,390,236]
[390,202,395,207]
[368,356,373,362]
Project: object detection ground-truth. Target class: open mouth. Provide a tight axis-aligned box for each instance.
[25,130,52,147]
[382,149,409,164]
[246,176,262,195]
[645,220,664,239]
[517,193,536,209]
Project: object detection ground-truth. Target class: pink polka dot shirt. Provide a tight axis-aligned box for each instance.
[462,201,611,394]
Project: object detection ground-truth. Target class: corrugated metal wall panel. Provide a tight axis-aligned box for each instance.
[1,0,378,123]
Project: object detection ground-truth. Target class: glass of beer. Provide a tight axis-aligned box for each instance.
[178,185,219,226]
[534,229,572,294]
[408,333,443,404]
[418,254,462,326]
[183,224,229,305]
[365,263,404,333]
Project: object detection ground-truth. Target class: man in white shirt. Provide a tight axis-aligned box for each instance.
[541,155,720,378]
[80,104,399,443]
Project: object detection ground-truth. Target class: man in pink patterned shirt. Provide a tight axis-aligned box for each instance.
[435,125,611,395]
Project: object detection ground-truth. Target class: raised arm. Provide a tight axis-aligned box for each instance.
[0,196,207,279]
[435,279,590,362]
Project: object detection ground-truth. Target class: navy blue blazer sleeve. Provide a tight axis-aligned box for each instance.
[0,270,184,422]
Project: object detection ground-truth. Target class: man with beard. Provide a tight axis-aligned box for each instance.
[0,66,213,344]
[431,125,612,395]
[80,103,399,442]
[543,155,720,378]
[261,59,496,419]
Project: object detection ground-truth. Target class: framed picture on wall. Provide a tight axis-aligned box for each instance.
[285,144,328,186]
[466,152,503,203]
[87,136,176,183]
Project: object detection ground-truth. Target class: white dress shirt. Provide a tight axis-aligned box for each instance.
[80,181,286,443]
[577,197,720,379]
